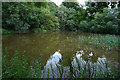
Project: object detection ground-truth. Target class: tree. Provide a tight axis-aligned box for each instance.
[74,7,88,23]
[47,2,58,15]
[85,2,108,20]
[2,2,31,32]
[33,2,47,8]
[56,5,77,31]
[38,8,60,31]
[90,8,119,34]
[2,2,60,33]
[62,0,80,11]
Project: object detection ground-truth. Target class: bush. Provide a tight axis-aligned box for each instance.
[56,5,78,31]
[2,3,31,33]
[1,29,14,34]
[78,20,90,32]
[2,49,44,78]
[90,8,119,34]
[2,2,60,33]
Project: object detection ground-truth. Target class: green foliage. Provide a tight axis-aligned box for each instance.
[47,2,58,15]
[62,0,80,11]
[85,2,108,20]
[56,5,78,31]
[78,20,90,32]
[86,2,108,12]
[39,8,60,31]
[77,7,119,34]
[2,48,119,78]
[2,49,29,78]
[90,8,119,34]
[9,51,29,78]
[78,34,120,49]
[31,28,47,33]
[0,28,14,34]
[2,2,120,35]
[2,1,120,78]
[74,8,88,22]
[2,49,43,78]
[2,2,59,33]
[33,2,47,8]
[2,3,30,33]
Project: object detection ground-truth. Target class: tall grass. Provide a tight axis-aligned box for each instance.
[2,48,119,78]
[2,48,43,78]
[78,34,120,49]
[58,55,119,78]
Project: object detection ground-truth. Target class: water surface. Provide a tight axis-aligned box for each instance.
[2,31,119,78]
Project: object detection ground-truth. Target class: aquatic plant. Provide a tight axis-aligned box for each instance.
[59,55,119,78]
[2,49,119,79]
[2,49,29,78]
[2,48,42,78]
[78,34,120,49]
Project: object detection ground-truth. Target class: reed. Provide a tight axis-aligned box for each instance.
[78,34,120,49]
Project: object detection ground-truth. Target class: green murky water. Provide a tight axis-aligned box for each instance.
[2,31,119,78]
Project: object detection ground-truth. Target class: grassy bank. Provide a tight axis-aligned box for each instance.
[2,49,119,78]
[78,34,120,50]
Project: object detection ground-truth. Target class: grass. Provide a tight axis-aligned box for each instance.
[2,48,44,78]
[78,34,120,49]
[2,48,119,79]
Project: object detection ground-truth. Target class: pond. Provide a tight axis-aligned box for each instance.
[2,31,119,78]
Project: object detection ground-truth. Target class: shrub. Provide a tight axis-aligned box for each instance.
[90,8,119,34]
[78,20,90,32]
[2,2,60,33]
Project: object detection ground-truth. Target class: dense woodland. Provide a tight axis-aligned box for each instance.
[2,1,120,34]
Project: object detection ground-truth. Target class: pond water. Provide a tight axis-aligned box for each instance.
[2,31,119,78]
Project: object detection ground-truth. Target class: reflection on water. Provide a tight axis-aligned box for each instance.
[43,50,62,78]
[2,32,119,78]
[42,49,118,78]
[72,53,108,78]
[44,50,62,69]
